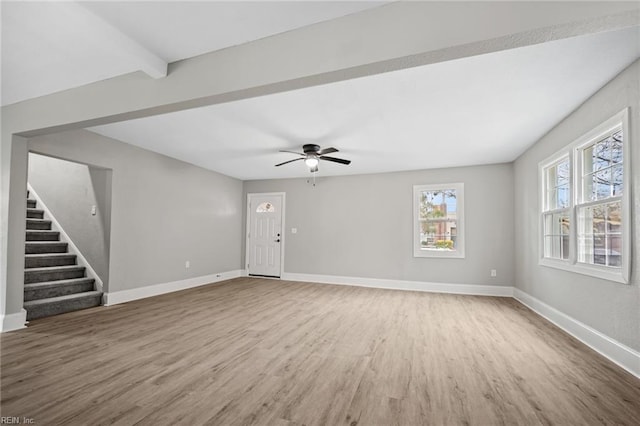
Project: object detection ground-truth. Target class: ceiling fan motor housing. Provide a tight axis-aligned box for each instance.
[303,144,321,154]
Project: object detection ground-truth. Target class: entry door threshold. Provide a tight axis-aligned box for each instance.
[249,274,281,280]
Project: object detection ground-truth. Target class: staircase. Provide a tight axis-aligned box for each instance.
[24,191,103,321]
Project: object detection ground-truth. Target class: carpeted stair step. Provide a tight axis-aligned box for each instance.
[26,219,52,230]
[25,241,68,254]
[24,265,85,284]
[27,199,36,208]
[26,230,60,241]
[26,208,44,219]
[25,253,77,268]
[24,278,95,301]
[24,291,103,320]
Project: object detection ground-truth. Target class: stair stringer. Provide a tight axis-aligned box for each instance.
[26,184,104,294]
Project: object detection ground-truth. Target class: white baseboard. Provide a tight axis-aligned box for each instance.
[1,309,27,332]
[281,272,514,297]
[514,288,640,379]
[104,269,243,306]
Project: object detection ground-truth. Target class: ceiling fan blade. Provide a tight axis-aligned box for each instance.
[275,158,304,167]
[279,150,305,156]
[319,155,351,165]
[318,147,338,155]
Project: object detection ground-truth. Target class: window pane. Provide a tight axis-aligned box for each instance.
[543,213,570,259]
[582,174,593,203]
[548,188,558,210]
[608,235,622,267]
[551,236,561,259]
[562,235,570,260]
[577,202,621,268]
[592,234,607,265]
[610,131,623,164]
[544,235,555,258]
[580,130,623,205]
[591,204,606,234]
[607,202,621,233]
[585,143,609,173]
[590,169,611,201]
[557,161,569,185]
[419,189,457,251]
[547,166,557,189]
[544,235,569,260]
[544,158,570,211]
[578,236,592,264]
[583,145,595,172]
[612,165,623,196]
[557,184,569,209]
[544,214,552,236]
[256,202,275,213]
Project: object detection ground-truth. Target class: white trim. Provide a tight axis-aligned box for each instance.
[413,183,465,258]
[27,184,105,292]
[514,288,640,379]
[103,270,243,306]
[281,272,513,297]
[1,309,27,332]
[245,192,286,278]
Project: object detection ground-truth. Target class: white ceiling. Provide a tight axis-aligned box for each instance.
[89,26,640,180]
[2,2,639,181]
[1,1,387,106]
[80,1,389,63]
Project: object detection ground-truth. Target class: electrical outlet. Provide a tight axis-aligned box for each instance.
[91,205,97,216]
[291,228,297,234]
[185,260,190,268]
[490,269,497,277]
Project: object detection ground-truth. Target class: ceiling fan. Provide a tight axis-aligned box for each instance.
[275,144,351,172]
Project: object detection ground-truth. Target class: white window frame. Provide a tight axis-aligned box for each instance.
[540,155,572,262]
[413,183,465,258]
[538,108,630,284]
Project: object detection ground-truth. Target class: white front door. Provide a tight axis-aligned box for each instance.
[247,193,284,277]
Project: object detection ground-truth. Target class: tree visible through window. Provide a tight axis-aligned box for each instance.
[419,189,457,251]
[577,130,623,268]
[538,109,629,283]
[413,183,464,258]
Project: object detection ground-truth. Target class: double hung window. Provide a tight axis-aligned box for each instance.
[539,109,629,283]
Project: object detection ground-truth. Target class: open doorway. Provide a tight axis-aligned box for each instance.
[25,152,112,319]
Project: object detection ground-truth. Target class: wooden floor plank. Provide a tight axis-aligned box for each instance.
[1,277,639,425]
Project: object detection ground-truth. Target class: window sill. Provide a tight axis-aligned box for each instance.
[414,249,465,259]
[539,258,629,284]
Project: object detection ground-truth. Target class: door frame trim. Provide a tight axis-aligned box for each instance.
[245,192,286,278]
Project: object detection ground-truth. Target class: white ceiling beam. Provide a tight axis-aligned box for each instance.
[72,1,167,79]
[3,1,638,137]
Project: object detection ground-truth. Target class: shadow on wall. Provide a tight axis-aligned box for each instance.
[28,152,112,288]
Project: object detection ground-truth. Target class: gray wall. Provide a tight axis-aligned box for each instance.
[244,164,514,287]
[514,60,640,351]
[28,153,112,284]
[1,3,634,324]
[28,129,243,293]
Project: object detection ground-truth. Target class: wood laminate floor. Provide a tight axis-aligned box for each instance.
[1,277,639,425]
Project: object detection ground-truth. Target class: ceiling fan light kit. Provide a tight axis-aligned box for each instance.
[304,155,319,169]
[275,143,351,173]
